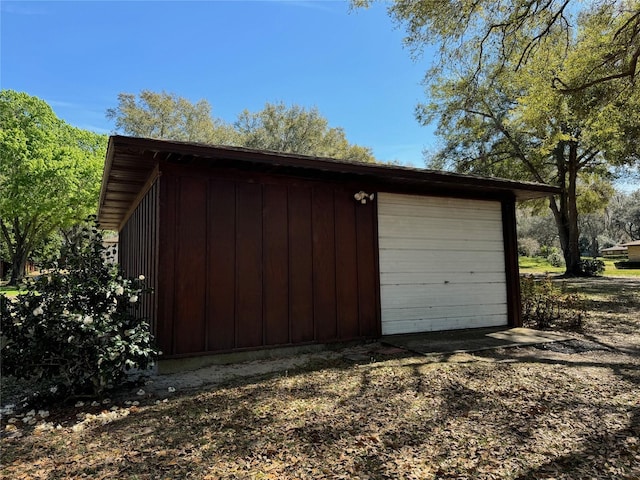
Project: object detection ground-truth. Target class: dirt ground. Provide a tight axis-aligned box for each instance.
[1,276,639,479]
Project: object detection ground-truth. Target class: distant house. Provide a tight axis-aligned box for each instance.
[97,135,558,362]
[621,240,640,261]
[601,245,628,257]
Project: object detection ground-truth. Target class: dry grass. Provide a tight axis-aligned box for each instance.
[2,277,639,479]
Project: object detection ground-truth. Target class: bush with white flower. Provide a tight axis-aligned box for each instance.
[0,217,159,403]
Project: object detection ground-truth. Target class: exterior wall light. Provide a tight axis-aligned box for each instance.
[354,191,375,204]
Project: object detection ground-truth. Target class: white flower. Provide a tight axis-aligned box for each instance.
[49,386,58,394]
[168,387,176,393]
[71,423,85,433]
[129,295,138,303]
[34,422,54,432]
[138,275,145,280]
[32,306,44,316]
[83,316,93,325]
[115,286,124,296]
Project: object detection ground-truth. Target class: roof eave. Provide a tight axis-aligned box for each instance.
[97,135,560,230]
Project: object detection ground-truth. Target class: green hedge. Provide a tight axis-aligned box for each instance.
[614,261,640,269]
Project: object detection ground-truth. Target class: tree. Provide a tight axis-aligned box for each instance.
[0,90,106,284]
[355,0,640,94]
[610,189,640,240]
[107,92,376,163]
[106,90,236,144]
[234,102,375,162]
[517,209,559,251]
[360,0,640,275]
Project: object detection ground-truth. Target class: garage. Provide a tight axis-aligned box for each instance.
[99,135,559,364]
[378,193,509,335]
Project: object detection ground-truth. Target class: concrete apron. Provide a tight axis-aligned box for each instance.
[381,327,570,356]
[140,328,567,398]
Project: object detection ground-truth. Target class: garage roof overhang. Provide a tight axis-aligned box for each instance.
[98,135,560,231]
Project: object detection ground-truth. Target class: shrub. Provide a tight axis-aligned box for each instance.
[615,261,640,269]
[546,250,564,267]
[520,275,585,330]
[518,237,540,257]
[579,259,605,276]
[0,218,159,404]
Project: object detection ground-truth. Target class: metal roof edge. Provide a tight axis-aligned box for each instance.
[98,135,560,229]
[105,135,560,192]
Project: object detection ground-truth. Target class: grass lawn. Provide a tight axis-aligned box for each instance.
[0,285,26,297]
[519,255,640,277]
[2,277,640,479]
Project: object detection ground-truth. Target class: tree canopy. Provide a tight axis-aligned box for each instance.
[355,0,640,94]
[0,90,106,284]
[107,92,376,163]
[234,102,375,162]
[356,0,640,275]
[106,90,235,144]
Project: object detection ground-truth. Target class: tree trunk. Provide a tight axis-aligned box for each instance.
[590,236,599,258]
[565,141,582,275]
[549,140,582,276]
[9,245,28,285]
[1,218,30,285]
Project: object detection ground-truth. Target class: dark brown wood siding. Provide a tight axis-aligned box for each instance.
[118,179,159,335]
[501,198,522,327]
[157,166,379,357]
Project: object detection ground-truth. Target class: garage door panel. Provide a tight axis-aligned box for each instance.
[378,206,501,223]
[381,248,505,265]
[378,192,508,334]
[382,260,505,274]
[378,236,504,252]
[381,285,507,309]
[381,303,507,322]
[380,271,507,285]
[378,216,503,240]
[382,314,508,335]
[378,193,501,212]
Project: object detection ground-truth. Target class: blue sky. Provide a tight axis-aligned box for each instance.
[1,0,439,166]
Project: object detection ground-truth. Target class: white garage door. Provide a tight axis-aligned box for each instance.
[378,193,508,335]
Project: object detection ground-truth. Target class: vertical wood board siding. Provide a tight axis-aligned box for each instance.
[378,192,508,335]
[118,180,159,336]
[158,170,379,357]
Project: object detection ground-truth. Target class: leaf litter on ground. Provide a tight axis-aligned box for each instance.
[2,277,640,479]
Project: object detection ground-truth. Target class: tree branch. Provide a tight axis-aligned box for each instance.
[553,43,640,93]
